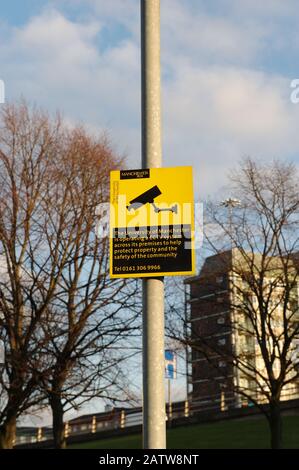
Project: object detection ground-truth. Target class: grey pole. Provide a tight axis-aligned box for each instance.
[141,0,166,449]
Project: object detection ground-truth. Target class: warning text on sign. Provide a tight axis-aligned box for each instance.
[112,225,192,276]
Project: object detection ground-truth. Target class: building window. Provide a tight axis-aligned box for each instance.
[219,361,226,368]
[192,350,200,361]
[218,338,226,346]
[216,276,223,284]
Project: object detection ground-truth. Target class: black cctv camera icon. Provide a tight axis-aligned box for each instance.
[126,185,177,214]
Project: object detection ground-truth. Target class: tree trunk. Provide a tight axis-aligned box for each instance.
[269,401,283,449]
[50,394,66,449]
[0,415,17,449]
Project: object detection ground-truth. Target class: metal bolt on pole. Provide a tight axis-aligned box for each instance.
[141,0,166,449]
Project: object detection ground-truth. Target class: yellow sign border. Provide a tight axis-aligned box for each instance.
[109,166,196,278]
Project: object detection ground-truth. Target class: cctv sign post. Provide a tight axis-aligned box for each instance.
[110,166,195,278]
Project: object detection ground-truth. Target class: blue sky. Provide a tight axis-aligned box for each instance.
[1,1,299,200]
[1,0,299,425]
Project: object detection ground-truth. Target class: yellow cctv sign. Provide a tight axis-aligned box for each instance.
[110,166,195,278]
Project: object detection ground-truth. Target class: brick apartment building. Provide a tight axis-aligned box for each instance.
[184,249,299,411]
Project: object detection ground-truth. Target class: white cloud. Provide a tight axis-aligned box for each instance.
[16,10,99,61]
[55,0,140,38]
[1,2,299,201]
[0,8,141,163]
[223,0,299,17]
[161,0,268,67]
[163,63,299,196]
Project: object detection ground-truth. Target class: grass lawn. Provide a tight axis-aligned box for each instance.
[69,415,299,449]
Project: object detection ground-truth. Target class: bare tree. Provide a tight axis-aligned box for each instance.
[39,128,140,448]
[0,102,141,449]
[168,159,299,449]
[0,102,65,448]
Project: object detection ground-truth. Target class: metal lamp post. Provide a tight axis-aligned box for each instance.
[140,0,166,449]
[220,198,241,246]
